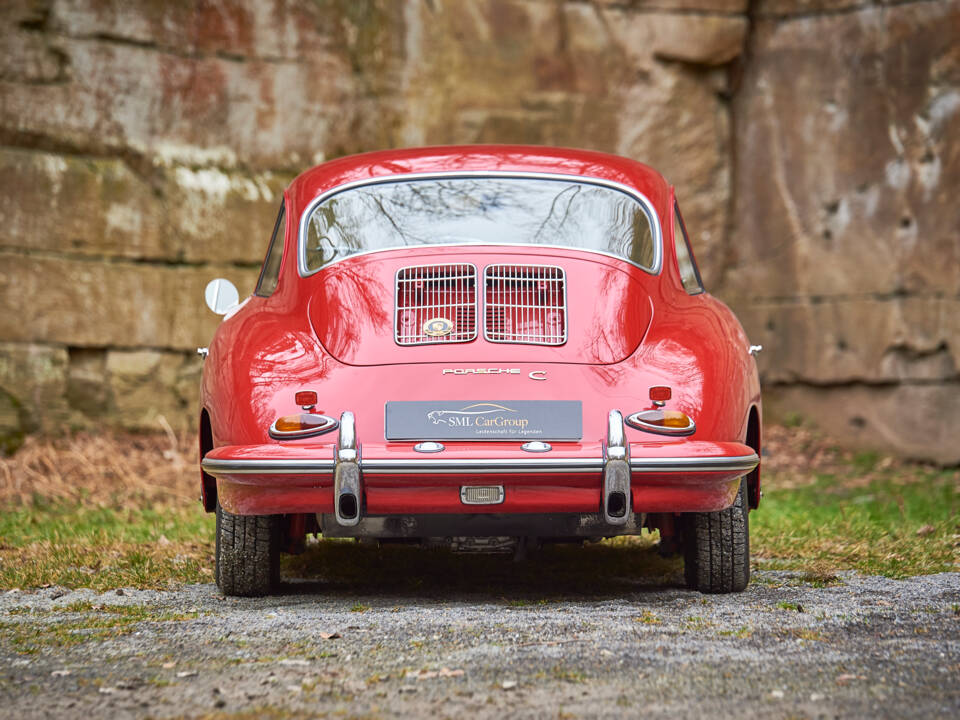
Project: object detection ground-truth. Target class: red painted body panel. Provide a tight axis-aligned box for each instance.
[309,248,653,366]
[199,146,762,530]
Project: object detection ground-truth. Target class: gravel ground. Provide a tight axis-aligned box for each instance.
[1,566,958,719]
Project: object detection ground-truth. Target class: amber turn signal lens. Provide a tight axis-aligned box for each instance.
[652,410,691,428]
[625,408,696,436]
[269,411,338,440]
[274,414,332,433]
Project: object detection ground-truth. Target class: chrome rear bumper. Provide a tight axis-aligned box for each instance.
[201,454,760,476]
[200,408,760,524]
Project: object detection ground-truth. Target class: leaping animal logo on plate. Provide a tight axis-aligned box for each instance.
[427,403,517,425]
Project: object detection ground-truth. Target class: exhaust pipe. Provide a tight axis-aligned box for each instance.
[334,411,362,527]
[603,410,630,526]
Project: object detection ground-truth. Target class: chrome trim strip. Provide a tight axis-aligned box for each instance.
[200,458,336,475]
[362,458,603,474]
[297,171,663,277]
[630,454,759,473]
[200,453,759,476]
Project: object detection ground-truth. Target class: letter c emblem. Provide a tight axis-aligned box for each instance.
[528,370,547,381]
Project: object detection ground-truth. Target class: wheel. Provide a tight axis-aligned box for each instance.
[215,502,281,597]
[682,477,750,593]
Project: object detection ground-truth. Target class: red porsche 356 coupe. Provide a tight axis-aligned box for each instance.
[198,146,762,596]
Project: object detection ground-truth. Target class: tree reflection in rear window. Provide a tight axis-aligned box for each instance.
[301,176,659,273]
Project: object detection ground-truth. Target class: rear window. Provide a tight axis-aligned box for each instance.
[301,175,660,274]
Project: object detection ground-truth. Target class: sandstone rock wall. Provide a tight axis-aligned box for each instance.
[724,0,960,463]
[0,0,956,462]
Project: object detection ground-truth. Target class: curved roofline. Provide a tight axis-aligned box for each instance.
[286,145,672,222]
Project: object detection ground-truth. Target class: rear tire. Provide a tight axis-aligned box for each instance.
[682,477,750,593]
[215,502,281,597]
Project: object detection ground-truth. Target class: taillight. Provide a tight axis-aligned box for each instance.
[625,409,696,436]
[295,390,318,408]
[269,413,338,440]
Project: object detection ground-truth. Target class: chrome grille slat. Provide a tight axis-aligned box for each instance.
[395,263,478,345]
[484,264,567,346]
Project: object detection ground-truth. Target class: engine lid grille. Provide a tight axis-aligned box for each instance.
[484,264,567,346]
[395,263,478,345]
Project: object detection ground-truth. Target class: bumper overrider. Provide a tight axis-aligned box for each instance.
[201,410,759,533]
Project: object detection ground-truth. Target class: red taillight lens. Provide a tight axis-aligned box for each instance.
[649,386,672,403]
[295,390,317,407]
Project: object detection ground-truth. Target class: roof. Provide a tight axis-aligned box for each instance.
[285,145,673,222]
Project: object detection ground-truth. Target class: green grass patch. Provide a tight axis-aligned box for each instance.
[717,625,752,638]
[0,500,212,591]
[0,603,200,654]
[776,601,802,612]
[753,467,958,578]
[0,500,209,547]
[0,430,955,593]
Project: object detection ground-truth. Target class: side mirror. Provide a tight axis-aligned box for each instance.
[204,278,239,315]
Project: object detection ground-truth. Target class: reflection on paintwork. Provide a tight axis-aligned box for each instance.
[200,146,762,524]
[309,265,391,360]
[303,177,656,272]
[310,250,653,367]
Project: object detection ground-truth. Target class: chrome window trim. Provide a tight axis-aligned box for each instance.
[254,201,286,298]
[672,201,705,296]
[297,171,663,277]
[200,453,758,476]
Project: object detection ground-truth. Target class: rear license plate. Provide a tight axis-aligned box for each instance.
[385,400,582,441]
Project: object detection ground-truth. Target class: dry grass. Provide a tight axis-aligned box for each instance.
[761,424,919,490]
[0,430,210,590]
[0,427,197,510]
